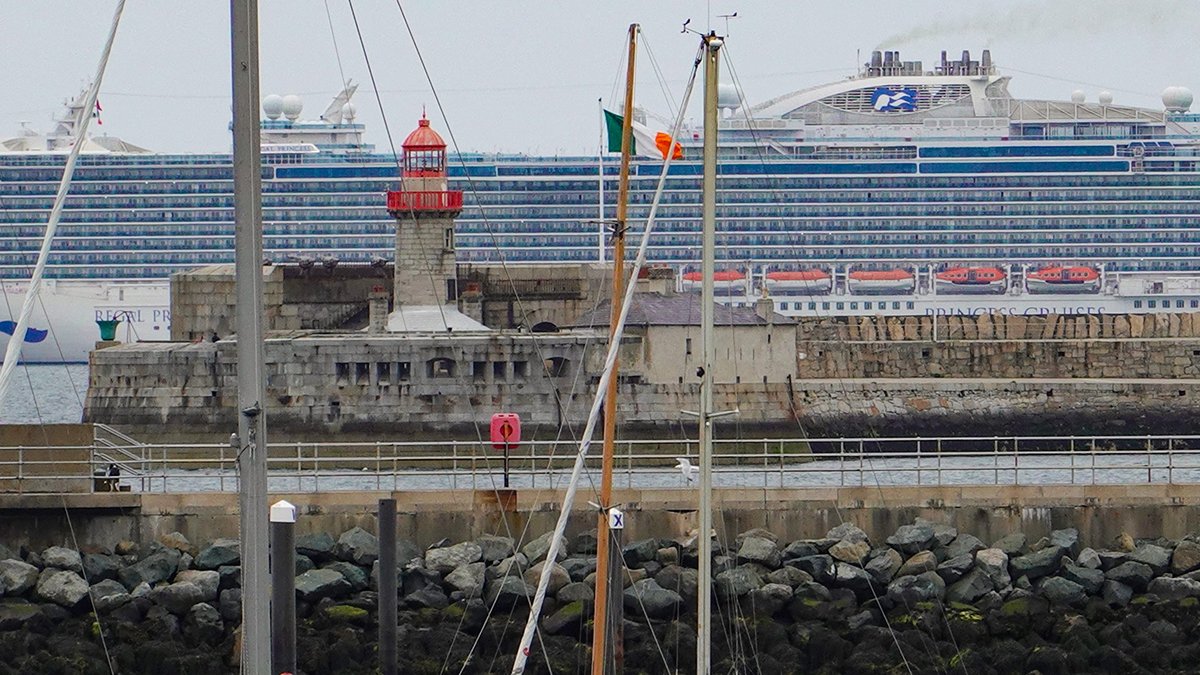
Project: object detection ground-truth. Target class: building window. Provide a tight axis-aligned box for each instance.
[850,302,858,310]
[493,361,507,380]
[864,302,872,310]
[335,362,350,386]
[473,361,487,381]
[397,362,411,381]
[1134,300,1142,309]
[685,338,692,356]
[543,357,570,378]
[355,363,370,385]
[376,362,391,385]
[513,361,529,378]
[906,302,914,310]
[1149,300,1157,309]
[444,228,455,251]
[836,302,844,310]
[427,357,456,378]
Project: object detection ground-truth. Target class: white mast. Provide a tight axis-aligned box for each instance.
[0,0,126,407]
[697,31,722,675]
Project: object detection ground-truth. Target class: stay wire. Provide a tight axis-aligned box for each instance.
[374,3,617,670]
[346,0,450,333]
[722,43,947,674]
[323,0,349,89]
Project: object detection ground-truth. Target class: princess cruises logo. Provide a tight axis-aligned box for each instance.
[871,87,918,112]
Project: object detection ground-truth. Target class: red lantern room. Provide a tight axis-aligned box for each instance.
[401,113,446,177]
[387,113,463,215]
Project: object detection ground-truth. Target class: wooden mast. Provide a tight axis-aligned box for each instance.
[697,31,722,675]
[591,22,638,675]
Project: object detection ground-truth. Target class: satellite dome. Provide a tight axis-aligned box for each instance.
[1162,86,1193,112]
[717,83,741,109]
[282,94,303,121]
[262,94,284,120]
[1098,91,1113,105]
[341,102,357,121]
[1070,90,1085,103]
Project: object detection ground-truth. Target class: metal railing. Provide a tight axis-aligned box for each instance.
[1,434,1199,495]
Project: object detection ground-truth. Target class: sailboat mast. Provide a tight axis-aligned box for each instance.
[697,31,722,675]
[591,22,638,675]
[231,0,272,669]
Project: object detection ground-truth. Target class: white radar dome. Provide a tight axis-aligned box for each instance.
[1162,86,1193,112]
[1098,91,1113,105]
[717,83,741,109]
[262,94,284,120]
[282,94,304,121]
[341,102,357,121]
[1070,90,1085,103]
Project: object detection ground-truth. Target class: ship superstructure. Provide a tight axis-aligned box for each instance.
[3,51,1200,360]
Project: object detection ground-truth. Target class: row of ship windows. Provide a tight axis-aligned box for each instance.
[9,187,1200,211]
[4,203,1200,225]
[5,171,1200,197]
[6,230,1197,252]
[7,245,1200,266]
[769,299,1200,311]
[4,216,1196,240]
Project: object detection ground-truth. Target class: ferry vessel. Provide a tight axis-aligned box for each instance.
[5,49,1200,361]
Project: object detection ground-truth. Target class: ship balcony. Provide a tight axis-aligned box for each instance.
[386,190,464,216]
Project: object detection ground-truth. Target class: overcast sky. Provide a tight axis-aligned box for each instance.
[3,1,1198,155]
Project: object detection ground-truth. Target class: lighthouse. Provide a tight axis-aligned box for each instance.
[386,113,464,309]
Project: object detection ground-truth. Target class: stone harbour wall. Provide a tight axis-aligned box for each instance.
[797,312,1200,380]
[87,311,1200,439]
[7,504,1200,674]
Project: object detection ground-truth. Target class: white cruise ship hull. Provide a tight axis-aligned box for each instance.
[0,280,169,363]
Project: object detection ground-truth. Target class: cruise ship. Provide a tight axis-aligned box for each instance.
[5,49,1200,362]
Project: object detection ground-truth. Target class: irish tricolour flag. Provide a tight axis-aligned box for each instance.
[604,110,683,160]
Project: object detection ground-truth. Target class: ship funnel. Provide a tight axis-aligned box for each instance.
[981,49,992,72]
[871,50,882,70]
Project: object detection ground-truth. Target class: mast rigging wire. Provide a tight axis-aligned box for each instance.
[0,0,127,408]
[509,40,705,675]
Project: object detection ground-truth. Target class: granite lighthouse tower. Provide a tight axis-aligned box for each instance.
[386,113,464,309]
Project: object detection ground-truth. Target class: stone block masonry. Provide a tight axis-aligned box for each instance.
[8,487,1200,672]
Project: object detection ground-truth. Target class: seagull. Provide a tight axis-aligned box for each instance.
[675,457,699,485]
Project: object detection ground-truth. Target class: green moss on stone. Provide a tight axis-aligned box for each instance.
[323,604,369,623]
[1131,596,1152,606]
[1000,598,1031,616]
[1181,597,1198,608]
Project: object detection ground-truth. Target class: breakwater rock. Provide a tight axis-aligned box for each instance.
[4,522,1200,673]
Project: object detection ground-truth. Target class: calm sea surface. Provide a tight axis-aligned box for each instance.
[0,363,87,424]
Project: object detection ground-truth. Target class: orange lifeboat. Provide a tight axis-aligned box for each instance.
[680,270,747,295]
[1026,266,1101,294]
[763,269,832,295]
[847,268,915,295]
[935,266,1007,295]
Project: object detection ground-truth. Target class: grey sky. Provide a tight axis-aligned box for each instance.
[3,1,1198,155]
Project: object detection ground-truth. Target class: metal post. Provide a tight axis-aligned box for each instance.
[379,498,397,675]
[503,442,510,488]
[697,31,722,675]
[231,0,271,669]
[270,500,296,675]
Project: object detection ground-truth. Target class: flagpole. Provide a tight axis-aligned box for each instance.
[597,98,605,265]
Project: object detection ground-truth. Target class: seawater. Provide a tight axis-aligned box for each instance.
[0,363,87,424]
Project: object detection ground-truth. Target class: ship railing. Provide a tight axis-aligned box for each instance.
[1,434,1199,494]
